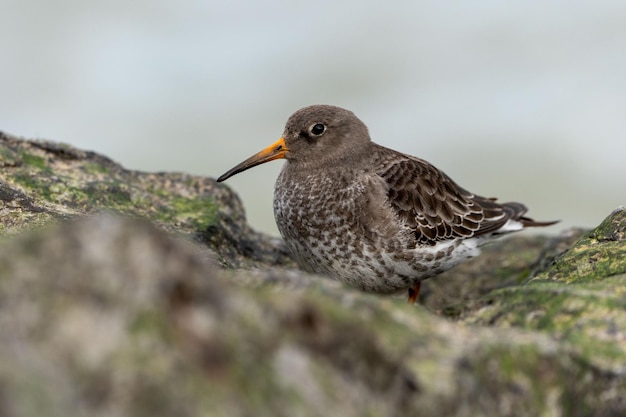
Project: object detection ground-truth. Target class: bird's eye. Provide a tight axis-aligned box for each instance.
[310,123,325,136]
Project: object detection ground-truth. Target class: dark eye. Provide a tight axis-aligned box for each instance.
[310,123,325,136]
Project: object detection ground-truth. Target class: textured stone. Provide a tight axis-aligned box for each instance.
[1,131,626,416]
[0,130,292,268]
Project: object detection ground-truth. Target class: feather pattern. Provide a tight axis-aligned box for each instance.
[217,104,558,302]
[373,145,528,244]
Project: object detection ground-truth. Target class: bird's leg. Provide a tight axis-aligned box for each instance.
[407,282,421,304]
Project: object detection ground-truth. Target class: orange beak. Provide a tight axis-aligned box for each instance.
[217,137,288,182]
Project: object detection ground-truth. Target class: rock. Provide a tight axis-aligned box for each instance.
[1,132,626,416]
[0,131,293,268]
[465,207,626,375]
[532,206,626,284]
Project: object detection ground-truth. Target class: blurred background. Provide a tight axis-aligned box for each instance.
[1,1,625,236]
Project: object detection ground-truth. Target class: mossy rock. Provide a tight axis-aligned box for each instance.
[2,131,626,416]
[0,131,292,268]
[531,207,626,284]
[0,214,625,417]
[464,208,626,375]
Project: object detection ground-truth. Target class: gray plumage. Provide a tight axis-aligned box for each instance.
[218,105,556,301]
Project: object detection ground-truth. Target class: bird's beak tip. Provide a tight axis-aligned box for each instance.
[216,137,288,182]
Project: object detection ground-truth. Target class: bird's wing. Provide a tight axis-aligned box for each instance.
[377,155,524,244]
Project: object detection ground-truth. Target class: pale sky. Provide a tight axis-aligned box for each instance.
[2,0,625,235]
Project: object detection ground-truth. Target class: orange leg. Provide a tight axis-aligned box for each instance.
[407,282,421,304]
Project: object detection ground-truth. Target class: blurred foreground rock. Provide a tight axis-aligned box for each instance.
[1,131,626,416]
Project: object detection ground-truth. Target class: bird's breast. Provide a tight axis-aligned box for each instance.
[271,167,479,294]
[273,169,370,271]
[273,170,361,240]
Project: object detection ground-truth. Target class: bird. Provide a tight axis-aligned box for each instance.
[217,105,557,303]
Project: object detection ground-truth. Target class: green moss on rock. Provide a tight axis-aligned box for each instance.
[19,151,49,171]
[531,207,626,284]
[4,130,626,416]
[449,209,626,408]
[1,131,291,268]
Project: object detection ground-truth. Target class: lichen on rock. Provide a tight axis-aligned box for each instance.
[0,131,292,268]
[1,131,626,416]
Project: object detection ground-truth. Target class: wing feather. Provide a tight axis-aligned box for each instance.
[375,149,525,244]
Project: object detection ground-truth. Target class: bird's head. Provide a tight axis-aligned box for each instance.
[217,105,371,182]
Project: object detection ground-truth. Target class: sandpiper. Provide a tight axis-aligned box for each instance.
[217,105,556,303]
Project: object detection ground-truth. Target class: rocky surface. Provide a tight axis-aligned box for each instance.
[1,131,625,416]
[0,131,292,268]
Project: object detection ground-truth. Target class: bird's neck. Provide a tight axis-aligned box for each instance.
[286,142,375,173]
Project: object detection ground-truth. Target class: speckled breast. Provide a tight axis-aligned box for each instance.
[274,167,431,293]
[272,164,485,295]
[273,169,358,270]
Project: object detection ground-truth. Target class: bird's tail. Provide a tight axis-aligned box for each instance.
[502,201,559,228]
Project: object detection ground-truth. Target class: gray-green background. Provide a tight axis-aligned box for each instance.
[2,1,624,236]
